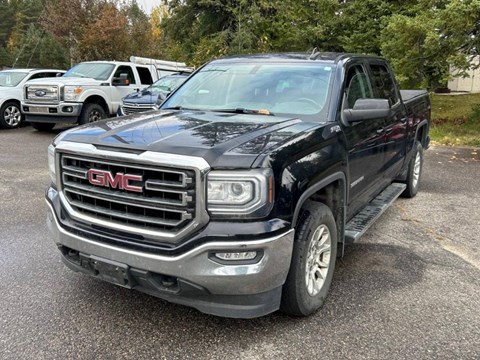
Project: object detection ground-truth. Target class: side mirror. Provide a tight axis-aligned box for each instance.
[112,73,129,86]
[56,72,63,77]
[343,99,391,123]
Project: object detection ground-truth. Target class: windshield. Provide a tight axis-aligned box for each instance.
[64,63,115,80]
[0,71,28,87]
[149,75,187,94]
[162,62,334,120]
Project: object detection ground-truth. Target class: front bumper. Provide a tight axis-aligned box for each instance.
[22,102,82,123]
[46,188,294,318]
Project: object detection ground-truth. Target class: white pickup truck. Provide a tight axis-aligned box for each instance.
[0,68,65,129]
[22,57,191,131]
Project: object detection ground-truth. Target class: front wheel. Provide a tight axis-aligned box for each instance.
[281,201,337,316]
[0,101,23,129]
[78,103,106,125]
[402,140,424,198]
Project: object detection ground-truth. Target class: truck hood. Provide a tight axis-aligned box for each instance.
[0,86,20,94]
[25,77,103,87]
[57,110,319,168]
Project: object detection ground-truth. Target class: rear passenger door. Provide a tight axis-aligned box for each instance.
[341,63,386,218]
[368,61,407,180]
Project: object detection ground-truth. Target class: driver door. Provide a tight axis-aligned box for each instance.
[110,65,140,114]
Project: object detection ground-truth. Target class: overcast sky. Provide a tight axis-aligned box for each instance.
[137,0,161,14]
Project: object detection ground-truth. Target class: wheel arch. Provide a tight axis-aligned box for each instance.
[415,120,429,148]
[1,99,21,108]
[292,172,347,256]
[83,95,109,115]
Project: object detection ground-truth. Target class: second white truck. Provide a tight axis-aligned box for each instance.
[22,57,191,131]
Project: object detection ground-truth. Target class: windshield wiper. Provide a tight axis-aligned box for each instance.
[162,106,201,111]
[162,106,184,110]
[212,108,274,116]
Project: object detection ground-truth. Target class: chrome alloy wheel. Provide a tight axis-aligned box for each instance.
[412,151,421,189]
[305,224,332,296]
[4,105,22,127]
[88,109,102,122]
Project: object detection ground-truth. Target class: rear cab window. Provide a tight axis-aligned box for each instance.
[368,62,399,106]
[136,66,153,85]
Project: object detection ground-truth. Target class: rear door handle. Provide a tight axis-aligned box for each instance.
[376,128,385,134]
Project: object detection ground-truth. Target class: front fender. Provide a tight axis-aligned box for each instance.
[78,88,109,106]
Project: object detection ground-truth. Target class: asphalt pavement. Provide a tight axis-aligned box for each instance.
[0,126,479,360]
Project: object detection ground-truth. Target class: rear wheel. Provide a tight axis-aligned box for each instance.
[402,140,424,198]
[0,101,23,129]
[281,201,337,316]
[78,103,106,125]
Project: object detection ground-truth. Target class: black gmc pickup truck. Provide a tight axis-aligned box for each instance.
[45,53,430,318]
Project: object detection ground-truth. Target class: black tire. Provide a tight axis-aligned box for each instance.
[281,201,337,316]
[402,140,424,198]
[0,101,23,129]
[31,122,55,132]
[78,103,106,125]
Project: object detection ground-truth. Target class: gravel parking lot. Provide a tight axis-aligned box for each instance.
[1,126,479,360]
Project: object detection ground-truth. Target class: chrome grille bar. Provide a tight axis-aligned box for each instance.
[121,104,156,115]
[63,180,190,207]
[25,85,59,104]
[66,197,190,227]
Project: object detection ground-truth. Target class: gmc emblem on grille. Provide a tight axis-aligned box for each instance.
[87,169,143,192]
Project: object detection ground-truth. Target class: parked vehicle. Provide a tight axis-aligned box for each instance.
[22,58,190,131]
[0,68,65,129]
[117,72,190,116]
[45,53,430,318]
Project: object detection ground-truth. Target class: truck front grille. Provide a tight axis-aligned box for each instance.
[59,154,199,241]
[122,103,155,115]
[25,85,59,104]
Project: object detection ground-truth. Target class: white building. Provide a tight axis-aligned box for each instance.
[448,56,480,93]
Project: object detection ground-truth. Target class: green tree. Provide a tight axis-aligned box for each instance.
[381,0,480,89]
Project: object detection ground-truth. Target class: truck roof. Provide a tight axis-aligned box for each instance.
[0,68,65,73]
[211,52,384,64]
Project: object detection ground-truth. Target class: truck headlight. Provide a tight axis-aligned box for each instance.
[207,169,274,218]
[48,144,56,185]
[64,86,82,101]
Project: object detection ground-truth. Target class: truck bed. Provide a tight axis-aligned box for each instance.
[401,89,430,117]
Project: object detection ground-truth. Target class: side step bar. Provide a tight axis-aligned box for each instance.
[345,183,406,243]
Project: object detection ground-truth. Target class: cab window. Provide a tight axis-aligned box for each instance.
[369,63,398,106]
[136,67,153,85]
[345,65,373,109]
[114,66,136,84]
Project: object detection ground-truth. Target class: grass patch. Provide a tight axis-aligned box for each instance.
[430,93,480,147]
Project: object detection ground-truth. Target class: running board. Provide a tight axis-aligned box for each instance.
[345,183,406,243]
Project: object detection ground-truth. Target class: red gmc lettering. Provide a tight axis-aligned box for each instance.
[87,169,143,192]
[122,174,143,192]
